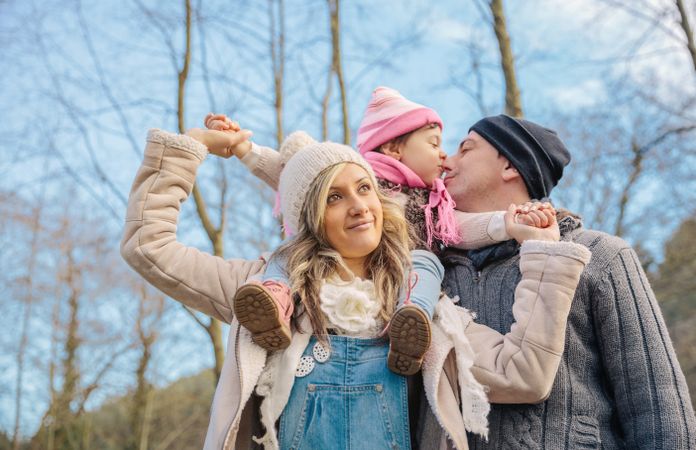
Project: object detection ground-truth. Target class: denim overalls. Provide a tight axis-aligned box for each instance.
[278,335,411,450]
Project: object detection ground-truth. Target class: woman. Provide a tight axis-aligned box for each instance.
[121,127,590,449]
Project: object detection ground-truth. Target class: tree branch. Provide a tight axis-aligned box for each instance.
[675,0,696,72]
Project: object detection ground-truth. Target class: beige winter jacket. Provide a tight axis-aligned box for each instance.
[120,130,591,450]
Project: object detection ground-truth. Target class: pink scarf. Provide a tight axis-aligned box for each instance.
[362,151,461,248]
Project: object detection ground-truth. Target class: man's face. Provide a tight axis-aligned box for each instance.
[443,131,506,212]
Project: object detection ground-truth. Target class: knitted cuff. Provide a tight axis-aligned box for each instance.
[241,142,264,171]
[520,240,591,264]
[486,211,509,242]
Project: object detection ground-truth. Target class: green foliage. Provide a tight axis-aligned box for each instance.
[0,430,12,450]
[28,370,215,450]
[652,216,696,410]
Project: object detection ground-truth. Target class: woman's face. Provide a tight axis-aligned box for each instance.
[323,164,383,266]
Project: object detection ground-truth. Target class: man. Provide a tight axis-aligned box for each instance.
[439,115,695,449]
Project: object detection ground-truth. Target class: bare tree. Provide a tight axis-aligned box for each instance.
[322,0,350,143]
[597,0,696,73]
[269,0,286,148]
[488,0,523,117]
[135,0,227,382]
[131,284,165,450]
[12,189,45,450]
[450,37,492,117]
[675,0,696,72]
[552,77,696,248]
[615,124,696,237]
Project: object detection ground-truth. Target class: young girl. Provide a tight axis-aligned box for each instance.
[205,87,551,376]
[120,126,590,449]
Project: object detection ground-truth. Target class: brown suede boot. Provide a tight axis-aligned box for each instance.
[233,280,293,351]
[387,305,432,376]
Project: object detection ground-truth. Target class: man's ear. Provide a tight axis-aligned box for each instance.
[380,142,402,160]
[501,158,521,182]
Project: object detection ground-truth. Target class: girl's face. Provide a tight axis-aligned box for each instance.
[323,164,383,270]
[388,125,446,185]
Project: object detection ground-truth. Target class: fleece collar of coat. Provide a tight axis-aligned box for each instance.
[423,295,490,449]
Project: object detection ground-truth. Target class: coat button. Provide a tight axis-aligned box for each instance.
[375,384,383,392]
[313,342,330,363]
[295,355,315,377]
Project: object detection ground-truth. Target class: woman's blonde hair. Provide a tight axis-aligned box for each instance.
[275,162,412,342]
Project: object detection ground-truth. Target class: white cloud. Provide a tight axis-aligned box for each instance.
[549,78,606,110]
[428,16,475,43]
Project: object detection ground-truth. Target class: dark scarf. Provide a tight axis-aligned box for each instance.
[466,239,520,271]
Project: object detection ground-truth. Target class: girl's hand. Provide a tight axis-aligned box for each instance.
[204,113,240,132]
[514,201,555,228]
[505,203,560,243]
[185,128,253,158]
[202,113,252,158]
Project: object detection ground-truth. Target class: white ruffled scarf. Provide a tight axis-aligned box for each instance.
[318,275,384,337]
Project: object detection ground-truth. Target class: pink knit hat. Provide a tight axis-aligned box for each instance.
[356,86,443,154]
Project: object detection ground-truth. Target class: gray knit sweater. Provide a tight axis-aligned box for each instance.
[436,217,696,449]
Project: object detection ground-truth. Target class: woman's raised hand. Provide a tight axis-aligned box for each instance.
[185,127,253,158]
[504,202,560,243]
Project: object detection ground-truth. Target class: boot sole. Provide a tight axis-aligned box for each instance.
[233,284,291,351]
[388,306,431,376]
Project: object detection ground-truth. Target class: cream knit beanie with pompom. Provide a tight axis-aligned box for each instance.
[278,131,377,234]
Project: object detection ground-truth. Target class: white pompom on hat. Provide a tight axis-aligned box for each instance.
[277,131,377,234]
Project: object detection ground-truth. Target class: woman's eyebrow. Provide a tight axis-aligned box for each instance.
[329,177,369,190]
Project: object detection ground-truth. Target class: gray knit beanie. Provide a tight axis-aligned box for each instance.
[278,131,377,234]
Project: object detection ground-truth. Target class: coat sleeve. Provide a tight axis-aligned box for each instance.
[240,142,282,191]
[466,240,591,403]
[592,246,696,449]
[120,129,266,324]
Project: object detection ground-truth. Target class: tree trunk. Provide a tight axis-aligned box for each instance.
[615,124,696,237]
[615,139,643,237]
[489,0,523,117]
[138,389,155,450]
[37,244,82,450]
[12,199,44,450]
[329,0,350,144]
[675,0,696,73]
[321,66,333,141]
[131,285,161,450]
[269,0,285,149]
[45,293,61,450]
[56,248,81,425]
[176,0,226,383]
[321,0,350,143]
